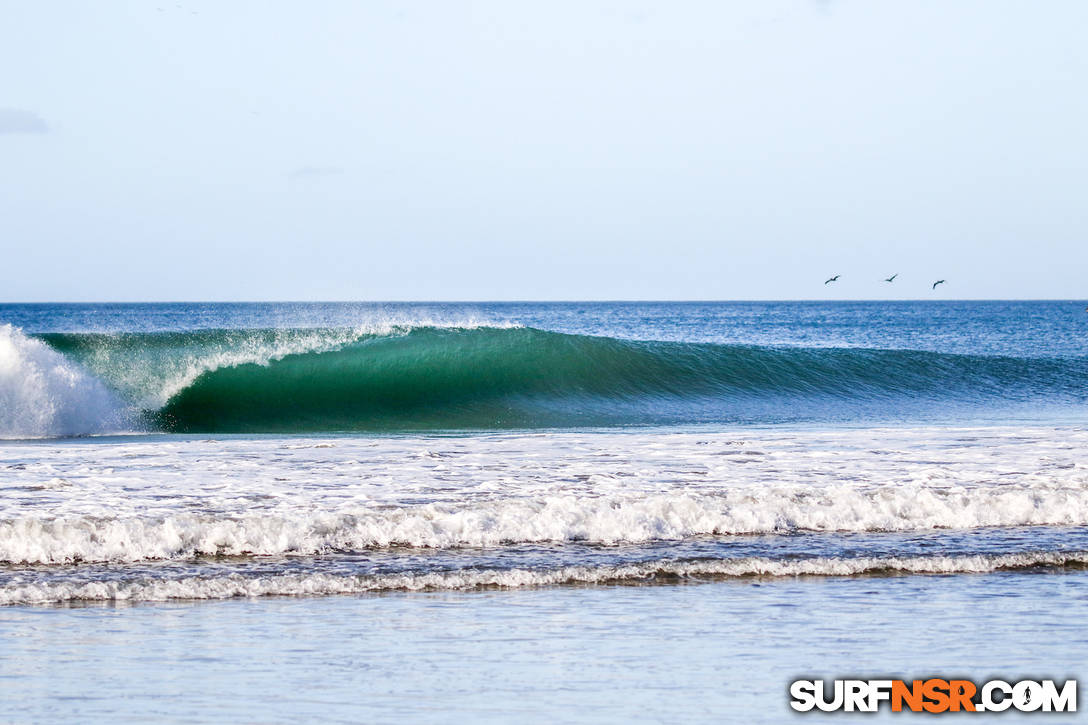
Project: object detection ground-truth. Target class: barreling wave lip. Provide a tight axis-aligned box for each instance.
[26,325,1088,434]
[3,551,1086,605]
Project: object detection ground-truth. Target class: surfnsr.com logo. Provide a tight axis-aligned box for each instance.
[790,679,1077,713]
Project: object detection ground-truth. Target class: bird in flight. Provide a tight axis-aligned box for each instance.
[825,275,840,285]
[884,273,898,283]
[932,279,946,290]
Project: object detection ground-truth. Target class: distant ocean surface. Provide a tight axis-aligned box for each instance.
[2,301,1087,722]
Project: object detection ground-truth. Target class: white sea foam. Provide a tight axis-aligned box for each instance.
[2,551,1083,605]
[2,484,1087,565]
[2,428,1088,564]
[0,324,126,439]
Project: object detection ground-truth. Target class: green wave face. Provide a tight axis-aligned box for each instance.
[37,326,1088,433]
[154,327,716,431]
[137,328,1085,432]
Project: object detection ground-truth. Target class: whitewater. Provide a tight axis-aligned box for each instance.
[3,428,1088,566]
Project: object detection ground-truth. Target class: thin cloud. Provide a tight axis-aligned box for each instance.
[0,108,49,134]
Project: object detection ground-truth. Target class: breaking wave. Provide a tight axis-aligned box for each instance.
[0,324,126,438]
[3,324,1087,436]
[6,481,1088,565]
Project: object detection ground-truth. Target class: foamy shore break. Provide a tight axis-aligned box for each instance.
[3,428,1087,565]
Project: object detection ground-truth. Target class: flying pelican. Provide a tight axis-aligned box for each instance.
[884,274,898,283]
[825,275,840,285]
[932,279,946,290]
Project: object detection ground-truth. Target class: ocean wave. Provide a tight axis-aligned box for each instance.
[40,321,518,409]
[6,324,1088,436]
[154,328,1088,432]
[5,482,1088,565]
[4,551,1085,605]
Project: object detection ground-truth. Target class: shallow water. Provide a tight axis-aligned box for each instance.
[2,571,1085,723]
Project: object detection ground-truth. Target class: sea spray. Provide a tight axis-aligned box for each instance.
[0,324,126,438]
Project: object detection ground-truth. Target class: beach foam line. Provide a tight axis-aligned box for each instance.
[5,484,1088,565]
[3,551,1085,605]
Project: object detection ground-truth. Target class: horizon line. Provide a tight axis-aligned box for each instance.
[2,298,1087,305]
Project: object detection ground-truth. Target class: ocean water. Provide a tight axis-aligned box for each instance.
[2,301,1087,721]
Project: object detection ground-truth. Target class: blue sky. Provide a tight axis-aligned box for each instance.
[2,0,1086,300]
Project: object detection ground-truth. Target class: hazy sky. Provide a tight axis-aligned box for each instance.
[2,1,1086,301]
